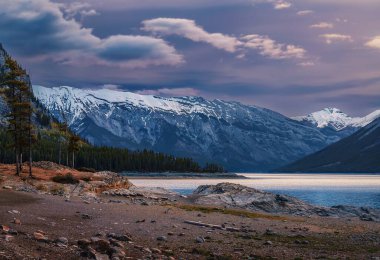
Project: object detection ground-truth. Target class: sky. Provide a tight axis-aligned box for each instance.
[1,0,380,116]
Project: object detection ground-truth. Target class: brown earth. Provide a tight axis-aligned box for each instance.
[0,163,379,260]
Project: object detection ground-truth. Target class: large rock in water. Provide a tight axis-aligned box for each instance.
[192,183,380,221]
[193,183,317,215]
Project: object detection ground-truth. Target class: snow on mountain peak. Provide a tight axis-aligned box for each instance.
[292,107,380,131]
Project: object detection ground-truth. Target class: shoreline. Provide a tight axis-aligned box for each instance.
[121,172,247,179]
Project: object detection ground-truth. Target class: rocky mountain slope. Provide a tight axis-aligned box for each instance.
[280,118,380,173]
[32,85,346,172]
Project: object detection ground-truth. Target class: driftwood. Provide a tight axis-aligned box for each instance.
[184,220,241,232]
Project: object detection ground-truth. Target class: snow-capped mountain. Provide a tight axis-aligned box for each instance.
[293,107,380,131]
[33,85,345,171]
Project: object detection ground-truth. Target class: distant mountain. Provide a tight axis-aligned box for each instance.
[279,118,380,173]
[293,108,380,137]
[32,85,347,172]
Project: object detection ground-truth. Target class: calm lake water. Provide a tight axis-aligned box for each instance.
[130,174,380,209]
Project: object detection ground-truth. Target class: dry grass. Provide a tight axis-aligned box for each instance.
[35,183,49,192]
[177,204,290,221]
[0,163,99,182]
[50,184,66,195]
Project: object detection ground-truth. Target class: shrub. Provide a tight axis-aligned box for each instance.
[77,167,96,173]
[82,177,92,182]
[36,183,48,192]
[52,173,79,184]
[50,184,66,195]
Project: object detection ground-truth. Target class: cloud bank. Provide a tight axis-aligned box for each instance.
[0,0,183,67]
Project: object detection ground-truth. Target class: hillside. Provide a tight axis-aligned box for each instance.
[280,118,380,173]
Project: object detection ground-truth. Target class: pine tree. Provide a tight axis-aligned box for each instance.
[68,134,81,168]
[0,57,35,176]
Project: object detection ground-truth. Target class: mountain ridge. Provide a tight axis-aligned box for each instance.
[32,85,354,172]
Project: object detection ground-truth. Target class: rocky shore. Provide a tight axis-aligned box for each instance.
[1,163,380,259]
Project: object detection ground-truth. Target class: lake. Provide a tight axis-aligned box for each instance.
[130,173,380,209]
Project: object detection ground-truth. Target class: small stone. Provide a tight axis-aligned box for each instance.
[81,214,92,220]
[96,232,106,237]
[110,247,126,258]
[13,218,21,225]
[91,237,111,254]
[8,229,18,235]
[1,225,10,233]
[107,233,132,242]
[157,236,167,242]
[34,232,49,242]
[265,229,277,236]
[4,235,14,242]
[3,186,12,190]
[178,233,185,236]
[56,237,68,245]
[142,248,152,254]
[167,232,174,236]
[109,239,124,248]
[151,248,162,254]
[195,236,205,243]
[78,239,91,248]
[264,240,273,246]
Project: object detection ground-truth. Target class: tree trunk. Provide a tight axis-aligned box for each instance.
[72,152,75,169]
[15,151,20,176]
[58,141,61,165]
[19,152,23,172]
[29,127,33,178]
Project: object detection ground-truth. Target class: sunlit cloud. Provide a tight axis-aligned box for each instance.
[365,36,380,49]
[320,34,353,44]
[297,10,314,16]
[142,18,241,53]
[310,22,334,29]
[241,34,306,59]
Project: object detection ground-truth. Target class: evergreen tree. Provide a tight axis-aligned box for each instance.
[68,134,81,168]
[0,56,35,176]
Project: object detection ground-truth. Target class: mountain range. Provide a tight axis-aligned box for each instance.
[31,85,380,171]
[1,43,379,172]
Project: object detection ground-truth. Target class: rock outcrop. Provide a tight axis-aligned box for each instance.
[192,183,380,221]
